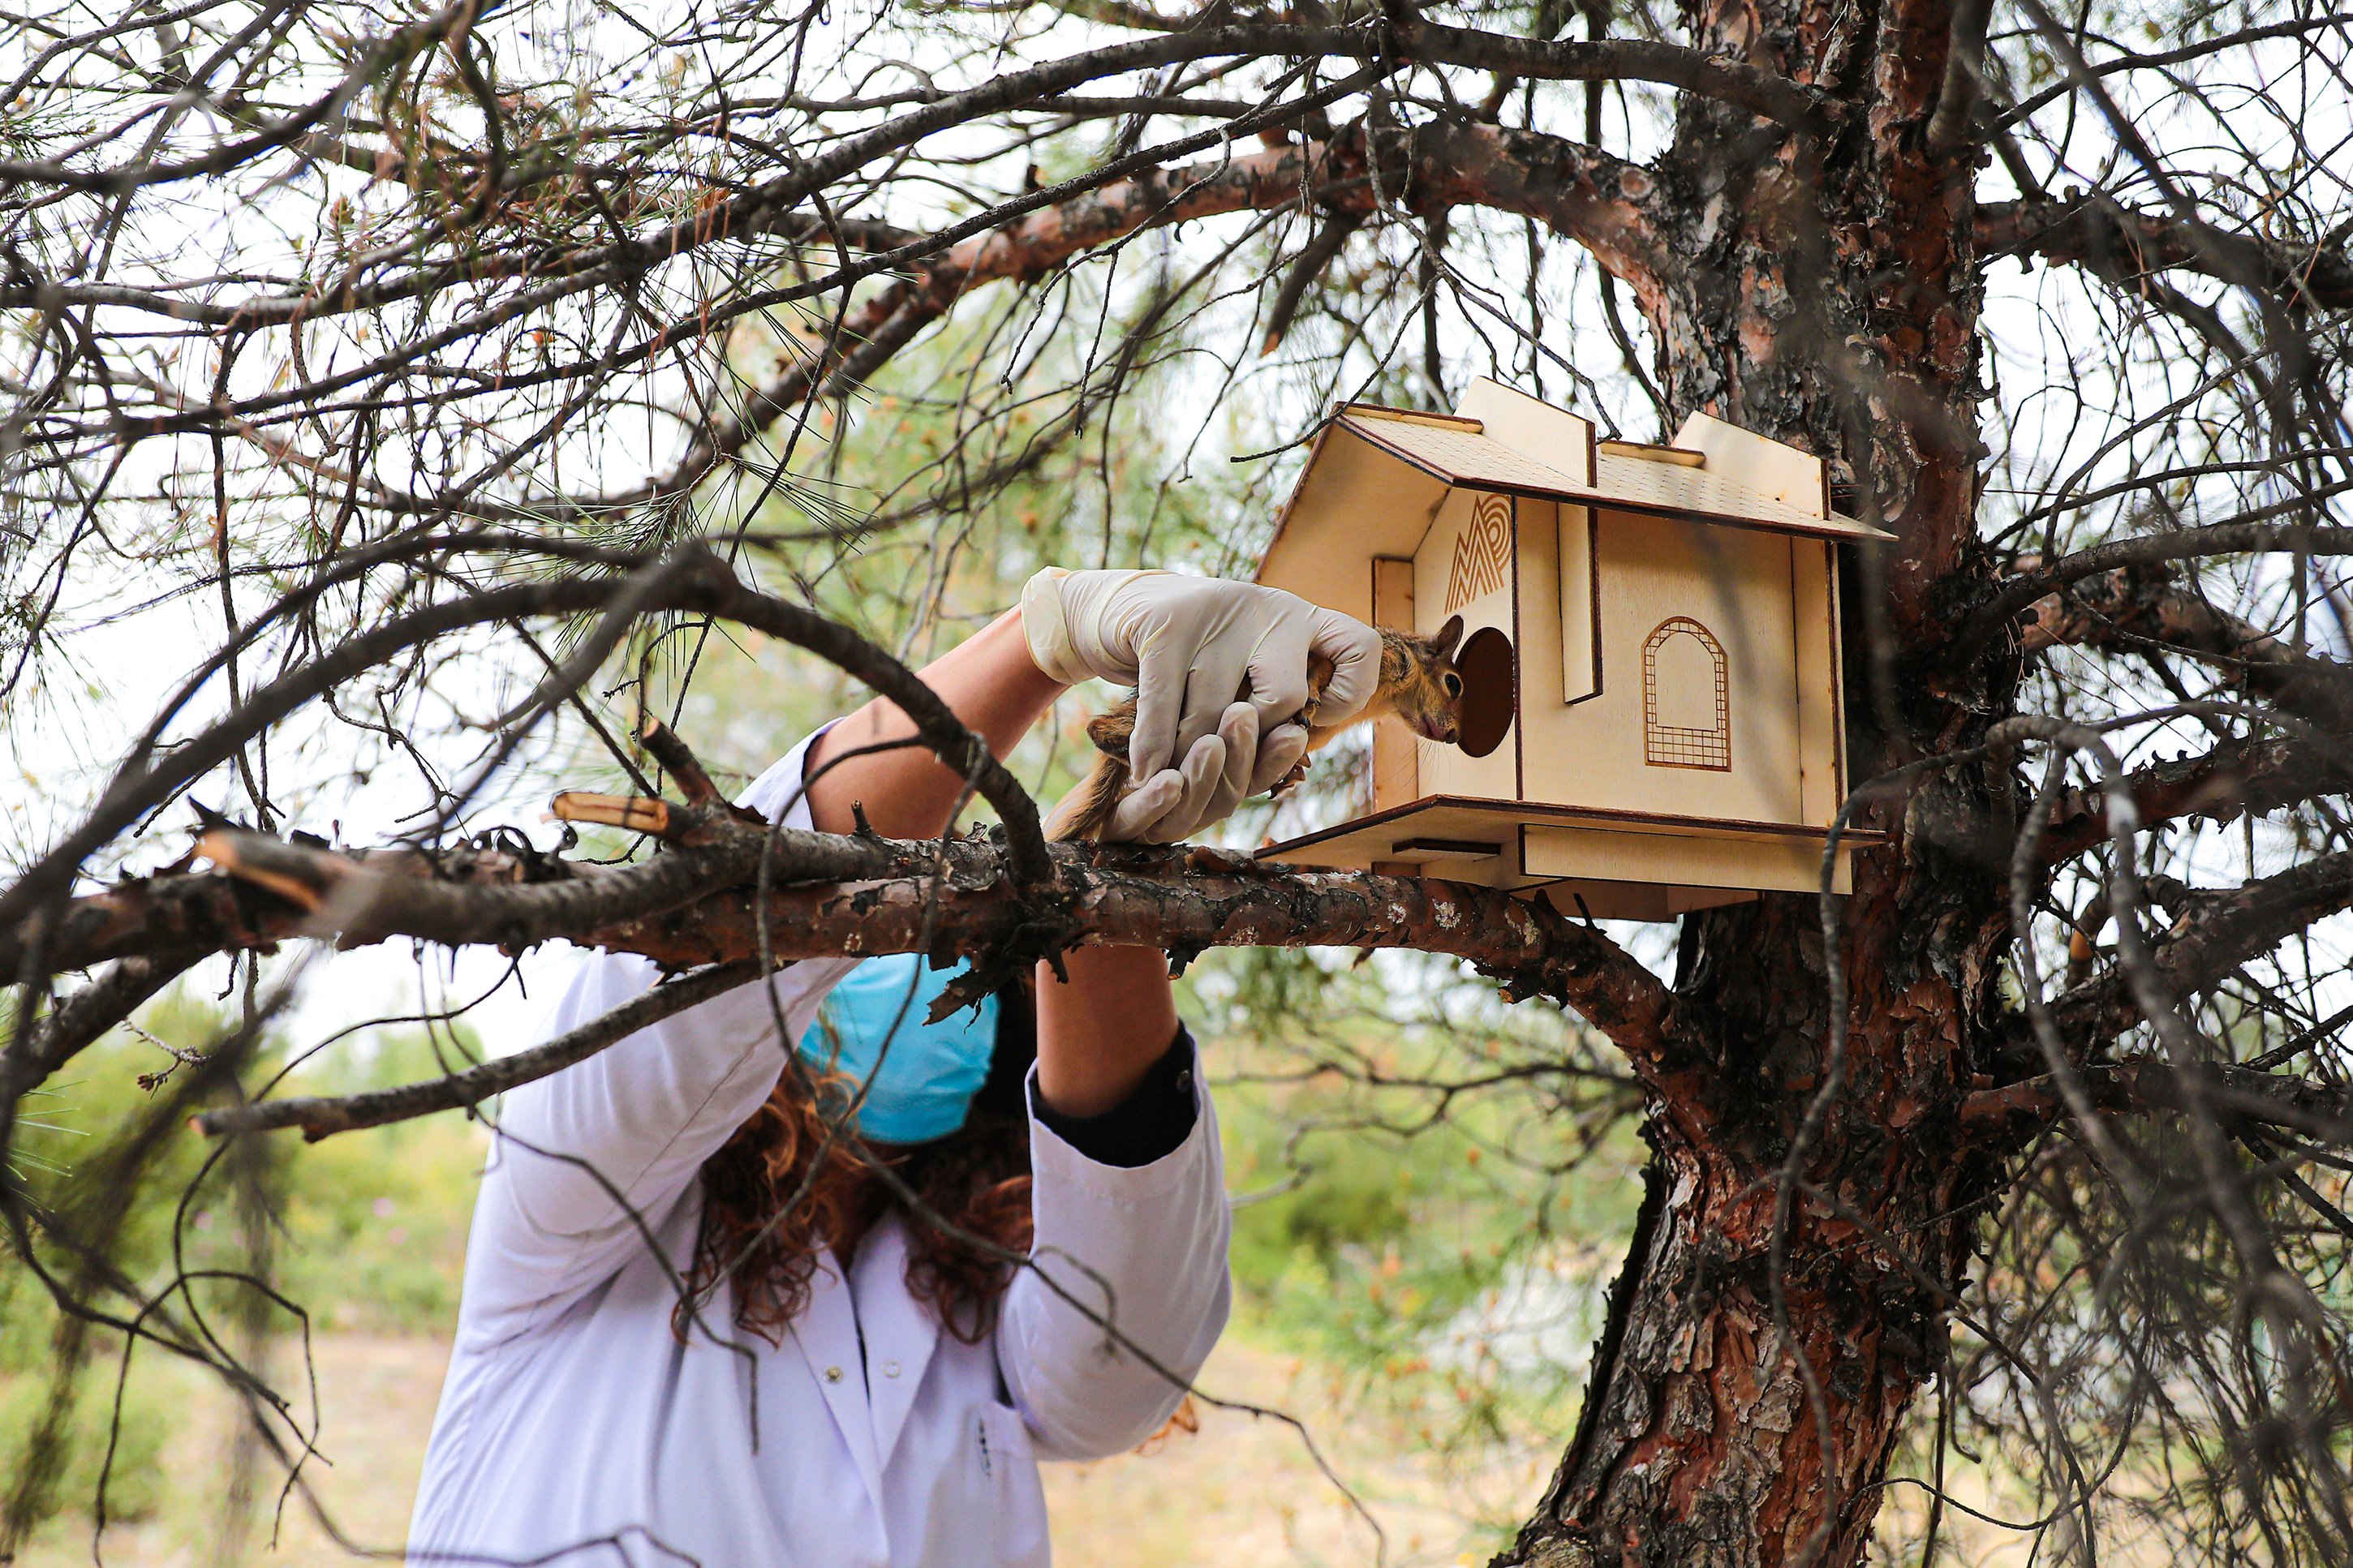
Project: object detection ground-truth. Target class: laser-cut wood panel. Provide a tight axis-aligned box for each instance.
[1514,509,1805,825]
[1413,488,1517,804]
[1257,796,1866,914]
[1556,502,1598,704]
[1447,494,1513,612]
[1792,536,1846,827]
[1252,377,1884,918]
[1370,556,1418,812]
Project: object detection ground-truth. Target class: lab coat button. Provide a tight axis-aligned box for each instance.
[883,1360,901,1378]
[824,1365,844,1382]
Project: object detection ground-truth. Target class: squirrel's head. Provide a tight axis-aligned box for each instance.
[1381,614,1467,745]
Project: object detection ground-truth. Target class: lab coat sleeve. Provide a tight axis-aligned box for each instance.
[455,731,859,1341]
[998,1041,1233,1460]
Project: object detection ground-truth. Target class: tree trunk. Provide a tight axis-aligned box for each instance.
[1504,0,2009,1560]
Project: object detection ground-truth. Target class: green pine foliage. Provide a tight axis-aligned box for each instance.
[1189,942,1649,1526]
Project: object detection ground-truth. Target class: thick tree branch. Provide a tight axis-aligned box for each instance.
[2037,735,2346,864]
[1922,0,1993,157]
[2052,848,2353,1049]
[2015,562,2353,731]
[10,823,1682,1082]
[1967,522,2353,655]
[1,805,944,981]
[1386,17,1832,131]
[0,950,211,1101]
[0,543,1052,946]
[1978,196,2353,314]
[1403,121,1671,307]
[1962,1059,2353,1146]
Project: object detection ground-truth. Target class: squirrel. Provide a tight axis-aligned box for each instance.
[1046,614,1469,843]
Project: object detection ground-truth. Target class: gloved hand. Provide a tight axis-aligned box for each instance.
[1071,702,1312,844]
[1022,568,1382,787]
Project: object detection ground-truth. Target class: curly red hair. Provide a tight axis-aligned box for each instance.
[680,1068,1035,1345]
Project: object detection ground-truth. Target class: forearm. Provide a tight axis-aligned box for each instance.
[1034,945,1181,1118]
[804,608,1065,839]
[1004,1029,1230,1460]
[807,601,1177,1108]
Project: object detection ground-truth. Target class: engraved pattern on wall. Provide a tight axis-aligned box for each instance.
[1642,616,1731,771]
[1444,493,1512,612]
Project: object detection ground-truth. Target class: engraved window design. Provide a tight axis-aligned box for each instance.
[1642,617,1731,771]
[1444,493,1512,612]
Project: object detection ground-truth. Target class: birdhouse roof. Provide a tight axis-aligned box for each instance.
[1255,384,1891,621]
[1330,404,1890,541]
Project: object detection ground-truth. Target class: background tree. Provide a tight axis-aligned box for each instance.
[2,0,2351,1562]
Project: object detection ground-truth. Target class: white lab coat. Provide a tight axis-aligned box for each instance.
[407,734,1232,1568]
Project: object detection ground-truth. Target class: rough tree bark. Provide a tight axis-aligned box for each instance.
[1496,0,2013,1562]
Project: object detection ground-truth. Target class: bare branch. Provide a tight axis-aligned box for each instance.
[11,824,1682,1076]
[195,957,772,1141]
[1962,1059,2353,1147]
[2017,563,2353,730]
[2053,848,2353,1049]
[1978,196,2353,314]
[560,120,1660,518]
[2037,735,2345,864]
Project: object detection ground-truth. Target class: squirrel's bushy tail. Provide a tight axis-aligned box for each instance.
[1046,751,1129,841]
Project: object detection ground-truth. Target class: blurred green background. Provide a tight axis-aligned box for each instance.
[2,978,1641,1566]
[3,286,1647,1566]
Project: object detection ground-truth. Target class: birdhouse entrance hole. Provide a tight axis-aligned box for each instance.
[1641,616,1731,771]
[1456,625,1515,758]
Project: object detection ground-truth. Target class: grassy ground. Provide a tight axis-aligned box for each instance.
[4,1007,1605,1567]
[8,1013,2145,1566]
[6,1325,2175,1568]
[10,1330,1552,1568]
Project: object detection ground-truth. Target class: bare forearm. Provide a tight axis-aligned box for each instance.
[804,608,1065,839]
[1034,946,1181,1118]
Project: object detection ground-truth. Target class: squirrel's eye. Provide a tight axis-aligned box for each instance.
[1443,672,1463,697]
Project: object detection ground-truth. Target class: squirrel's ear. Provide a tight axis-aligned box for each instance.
[1432,615,1465,655]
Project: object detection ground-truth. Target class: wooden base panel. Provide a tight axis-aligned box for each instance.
[1259,797,1865,921]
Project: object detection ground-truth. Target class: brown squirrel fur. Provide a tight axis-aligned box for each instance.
[1046,616,1469,843]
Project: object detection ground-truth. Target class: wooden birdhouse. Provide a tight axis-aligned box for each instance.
[1254,378,1893,921]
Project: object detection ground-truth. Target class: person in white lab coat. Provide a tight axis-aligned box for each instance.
[406,570,1384,1568]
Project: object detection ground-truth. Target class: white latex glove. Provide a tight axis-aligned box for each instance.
[1023,568,1381,784]
[1077,702,1310,844]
